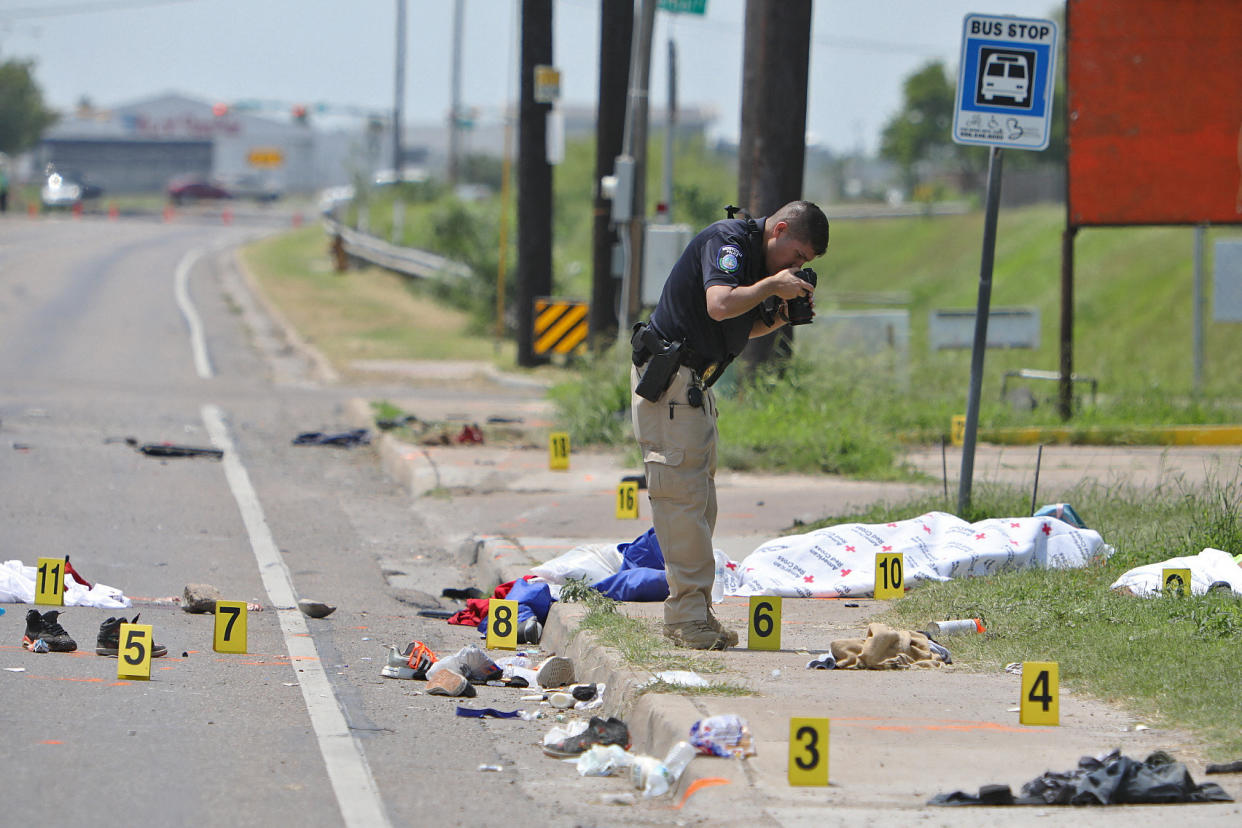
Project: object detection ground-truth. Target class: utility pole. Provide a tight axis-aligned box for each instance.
[447,0,465,186]
[392,0,406,175]
[619,0,658,333]
[660,37,677,223]
[738,0,812,366]
[516,0,553,367]
[589,0,634,347]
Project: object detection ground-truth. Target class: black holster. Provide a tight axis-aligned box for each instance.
[631,323,681,402]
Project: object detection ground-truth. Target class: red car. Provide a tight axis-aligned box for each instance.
[167,176,231,205]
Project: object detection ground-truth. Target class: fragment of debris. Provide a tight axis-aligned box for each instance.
[297,599,336,618]
[929,748,1233,805]
[108,436,223,459]
[292,429,371,448]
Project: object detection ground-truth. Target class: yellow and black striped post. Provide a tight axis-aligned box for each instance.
[533,298,589,357]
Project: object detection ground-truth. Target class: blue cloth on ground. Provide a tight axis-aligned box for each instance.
[591,528,671,602]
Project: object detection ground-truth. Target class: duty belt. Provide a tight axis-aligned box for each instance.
[631,323,724,387]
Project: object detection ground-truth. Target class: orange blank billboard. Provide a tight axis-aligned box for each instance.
[1067,0,1242,226]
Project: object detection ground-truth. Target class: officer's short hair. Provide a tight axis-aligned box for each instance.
[773,200,829,256]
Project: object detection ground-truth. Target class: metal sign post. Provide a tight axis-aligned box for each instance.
[952,13,1057,513]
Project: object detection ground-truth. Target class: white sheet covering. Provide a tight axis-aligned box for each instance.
[0,560,132,609]
[717,511,1110,599]
[1109,548,1242,597]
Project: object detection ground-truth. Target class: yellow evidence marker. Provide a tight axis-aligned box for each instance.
[213,600,248,654]
[117,622,154,681]
[35,557,66,606]
[951,414,967,447]
[874,551,905,600]
[548,432,570,470]
[748,595,782,650]
[616,480,640,519]
[1020,661,1060,726]
[788,717,830,786]
[487,598,519,650]
[1162,568,1192,597]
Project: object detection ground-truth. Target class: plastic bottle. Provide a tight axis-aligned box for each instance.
[663,741,696,781]
[630,742,697,798]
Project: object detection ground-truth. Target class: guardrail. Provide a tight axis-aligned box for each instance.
[322,217,471,281]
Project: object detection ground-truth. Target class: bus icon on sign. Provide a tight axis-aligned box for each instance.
[978,48,1034,107]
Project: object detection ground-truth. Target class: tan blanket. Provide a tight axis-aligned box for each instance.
[830,622,946,669]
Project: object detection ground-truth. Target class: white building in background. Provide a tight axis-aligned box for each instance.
[37,91,717,196]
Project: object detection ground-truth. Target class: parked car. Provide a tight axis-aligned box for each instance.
[218,174,282,203]
[41,169,103,209]
[167,175,231,205]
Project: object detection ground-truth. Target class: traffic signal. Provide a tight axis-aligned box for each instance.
[212,102,229,117]
[292,104,308,125]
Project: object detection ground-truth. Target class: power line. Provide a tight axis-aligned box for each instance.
[0,0,199,21]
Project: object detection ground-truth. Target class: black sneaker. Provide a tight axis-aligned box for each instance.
[23,609,77,652]
[96,613,167,658]
[542,716,631,758]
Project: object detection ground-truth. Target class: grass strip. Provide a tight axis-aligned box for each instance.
[824,481,1242,759]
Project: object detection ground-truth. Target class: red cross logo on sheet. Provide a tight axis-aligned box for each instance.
[840,569,851,577]
[976,533,987,540]
[1011,522,1021,528]
[1011,540,1019,545]
[845,545,855,553]
[726,561,738,570]
[882,545,892,552]
[804,575,814,583]
[887,522,898,527]
[923,524,931,533]
[1041,523,1052,535]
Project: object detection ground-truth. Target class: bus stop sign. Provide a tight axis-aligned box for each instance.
[953,14,1058,151]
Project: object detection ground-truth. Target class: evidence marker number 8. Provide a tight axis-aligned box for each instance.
[488,598,519,649]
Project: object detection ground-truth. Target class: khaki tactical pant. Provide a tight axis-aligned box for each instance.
[631,364,718,626]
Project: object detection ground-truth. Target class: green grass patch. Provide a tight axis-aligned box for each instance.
[561,578,741,685]
[818,480,1242,759]
[240,225,514,370]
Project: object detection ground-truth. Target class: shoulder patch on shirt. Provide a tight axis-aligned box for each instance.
[717,244,742,274]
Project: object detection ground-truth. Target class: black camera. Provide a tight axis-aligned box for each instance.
[785,268,817,325]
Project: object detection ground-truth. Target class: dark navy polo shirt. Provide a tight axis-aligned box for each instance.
[648,216,766,363]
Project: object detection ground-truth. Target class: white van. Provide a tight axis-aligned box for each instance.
[981,53,1029,104]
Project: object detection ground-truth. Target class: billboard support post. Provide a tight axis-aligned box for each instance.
[958,145,1004,516]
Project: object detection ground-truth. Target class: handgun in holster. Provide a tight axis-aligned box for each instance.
[631,324,682,402]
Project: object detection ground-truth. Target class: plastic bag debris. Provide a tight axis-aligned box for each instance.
[689,714,756,758]
[575,744,635,777]
[644,670,709,688]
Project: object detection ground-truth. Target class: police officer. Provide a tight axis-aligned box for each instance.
[631,200,829,649]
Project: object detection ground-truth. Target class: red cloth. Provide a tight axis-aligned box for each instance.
[445,578,526,627]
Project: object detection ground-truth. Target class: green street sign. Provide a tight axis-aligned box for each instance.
[659,0,706,15]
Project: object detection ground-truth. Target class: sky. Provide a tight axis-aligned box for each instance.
[0,0,1061,155]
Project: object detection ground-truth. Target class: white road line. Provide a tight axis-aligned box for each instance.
[201,404,391,828]
[174,248,213,378]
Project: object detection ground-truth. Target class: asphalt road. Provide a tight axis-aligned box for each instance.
[0,215,681,828]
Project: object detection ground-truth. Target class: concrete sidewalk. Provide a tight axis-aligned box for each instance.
[347,390,1242,822]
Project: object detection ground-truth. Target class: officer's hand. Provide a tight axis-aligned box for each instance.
[767,268,816,301]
